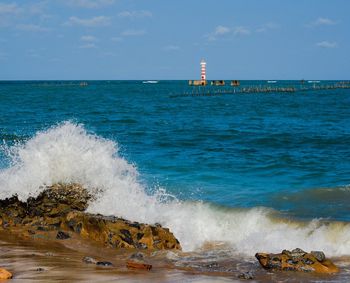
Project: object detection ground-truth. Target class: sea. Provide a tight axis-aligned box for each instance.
[0,80,350,281]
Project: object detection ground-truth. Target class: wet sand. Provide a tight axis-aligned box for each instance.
[0,228,349,282]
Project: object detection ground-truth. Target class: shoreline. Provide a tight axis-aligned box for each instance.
[1,225,350,282]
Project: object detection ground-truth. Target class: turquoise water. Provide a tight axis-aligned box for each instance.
[0,80,349,219]
[1,80,350,259]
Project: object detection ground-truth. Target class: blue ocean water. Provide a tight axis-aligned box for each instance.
[0,80,349,223]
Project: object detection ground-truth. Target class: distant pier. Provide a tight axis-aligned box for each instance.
[171,81,350,98]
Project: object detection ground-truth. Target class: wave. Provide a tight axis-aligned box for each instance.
[1,122,350,256]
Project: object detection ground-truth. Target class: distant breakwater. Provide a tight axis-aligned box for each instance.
[170,82,350,98]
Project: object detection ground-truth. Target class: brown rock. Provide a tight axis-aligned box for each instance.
[0,268,12,279]
[0,183,181,251]
[62,211,181,250]
[256,249,339,274]
[126,260,152,270]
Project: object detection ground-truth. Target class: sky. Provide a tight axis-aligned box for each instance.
[0,0,349,80]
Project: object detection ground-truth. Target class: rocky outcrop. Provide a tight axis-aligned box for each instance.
[0,268,12,279]
[255,248,339,274]
[0,183,181,251]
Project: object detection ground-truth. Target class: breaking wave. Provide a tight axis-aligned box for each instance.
[1,121,350,255]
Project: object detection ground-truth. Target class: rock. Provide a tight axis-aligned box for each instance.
[62,211,181,250]
[26,183,92,217]
[36,267,45,272]
[238,271,254,280]
[0,268,12,279]
[130,252,145,261]
[256,249,339,274]
[311,251,326,262]
[126,260,152,271]
[37,226,49,231]
[0,183,181,251]
[290,248,307,258]
[127,252,152,270]
[82,256,97,264]
[96,261,113,267]
[56,231,70,240]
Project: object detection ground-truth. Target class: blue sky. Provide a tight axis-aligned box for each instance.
[0,0,349,80]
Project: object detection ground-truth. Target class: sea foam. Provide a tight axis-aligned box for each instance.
[1,121,350,255]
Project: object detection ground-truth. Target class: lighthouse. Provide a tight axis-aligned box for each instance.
[200,59,207,83]
[188,59,208,86]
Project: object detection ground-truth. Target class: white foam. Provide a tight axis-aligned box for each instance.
[1,121,350,256]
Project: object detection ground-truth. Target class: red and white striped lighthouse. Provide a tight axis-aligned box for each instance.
[200,59,206,82]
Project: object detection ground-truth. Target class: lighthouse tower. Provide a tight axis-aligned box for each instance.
[200,59,207,83]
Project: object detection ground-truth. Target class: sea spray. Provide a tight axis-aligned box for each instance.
[1,122,350,255]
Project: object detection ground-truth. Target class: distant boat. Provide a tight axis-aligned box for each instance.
[142,80,159,84]
[267,80,277,84]
[308,80,320,83]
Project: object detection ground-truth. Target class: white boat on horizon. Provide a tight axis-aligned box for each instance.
[142,80,159,84]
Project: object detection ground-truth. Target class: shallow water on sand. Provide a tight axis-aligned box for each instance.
[1,229,350,282]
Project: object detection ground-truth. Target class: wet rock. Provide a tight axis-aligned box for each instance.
[0,268,13,279]
[126,260,152,271]
[238,271,254,280]
[37,226,49,231]
[63,211,181,250]
[0,183,181,251]
[82,256,97,264]
[130,252,145,261]
[291,248,307,258]
[311,251,326,262]
[96,261,113,267]
[56,231,70,240]
[256,249,339,274]
[26,183,92,217]
[127,252,152,270]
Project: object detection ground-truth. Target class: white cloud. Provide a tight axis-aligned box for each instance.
[79,43,97,48]
[309,17,337,27]
[0,3,20,14]
[206,24,250,41]
[64,16,111,27]
[256,22,279,33]
[16,24,51,32]
[65,0,115,9]
[316,41,338,48]
[215,25,230,35]
[81,35,98,42]
[206,25,230,41]
[164,45,180,51]
[121,29,146,36]
[118,10,152,19]
[233,26,250,35]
